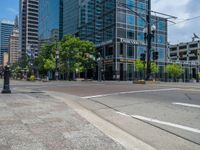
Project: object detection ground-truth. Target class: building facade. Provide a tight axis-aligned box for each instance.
[19,0,39,57]
[63,0,168,80]
[0,20,14,66]
[9,16,21,64]
[169,40,200,81]
[38,0,63,44]
[3,52,9,67]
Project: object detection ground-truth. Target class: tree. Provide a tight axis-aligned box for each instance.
[60,35,96,80]
[35,43,56,77]
[166,64,183,81]
[135,60,145,79]
[79,40,96,78]
[151,62,159,78]
[135,60,158,80]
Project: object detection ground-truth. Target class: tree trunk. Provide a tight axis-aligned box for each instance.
[85,70,88,79]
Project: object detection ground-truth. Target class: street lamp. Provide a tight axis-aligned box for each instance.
[97,52,103,82]
[55,48,59,80]
[143,24,156,80]
[54,35,59,81]
[1,65,11,94]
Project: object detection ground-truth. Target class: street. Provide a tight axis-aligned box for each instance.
[1,80,200,150]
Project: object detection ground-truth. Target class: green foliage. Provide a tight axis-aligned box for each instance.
[35,43,56,75]
[166,64,183,80]
[135,60,158,74]
[29,75,36,81]
[198,72,200,78]
[44,58,56,71]
[151,62,159,74]
[135,60,145,72]
[60,35,96,79]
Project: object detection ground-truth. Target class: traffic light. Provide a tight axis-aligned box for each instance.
[153,51,158,60]
[140,53,146,61]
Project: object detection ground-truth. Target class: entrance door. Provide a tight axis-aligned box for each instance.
[192,68,196,79]
[120,63,124,81]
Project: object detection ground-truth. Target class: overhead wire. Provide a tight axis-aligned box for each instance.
[169,15,200,27]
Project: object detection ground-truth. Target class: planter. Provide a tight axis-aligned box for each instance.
[133,80,146,84]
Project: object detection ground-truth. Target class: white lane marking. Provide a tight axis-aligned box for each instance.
[172,102,200,108]
[132,115,200,134]
[116,112,131,117]
[81,88,180,99]
[116,112,200,134]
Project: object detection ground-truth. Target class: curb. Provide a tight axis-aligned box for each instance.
[47,91,156,150]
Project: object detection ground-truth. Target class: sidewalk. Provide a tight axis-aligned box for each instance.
[0,91,124,150]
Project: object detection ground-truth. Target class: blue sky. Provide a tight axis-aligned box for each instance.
[0,0,19,21]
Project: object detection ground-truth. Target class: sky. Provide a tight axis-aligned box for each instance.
[0,0,199,44]
[0,0,19,21]
[152,0,200,44]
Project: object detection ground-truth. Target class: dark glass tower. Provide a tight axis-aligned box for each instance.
[38,0,63,44]
[63,0,168,81]
[0,20,14,65]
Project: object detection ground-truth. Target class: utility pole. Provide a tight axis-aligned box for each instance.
[146,0,151,80]
[55,40,59,80]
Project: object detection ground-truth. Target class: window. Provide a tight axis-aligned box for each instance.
[157,34,165,44]
[137,2,146,14]
[127,45,134,58]
[137,46,145,58]
[127,30,134,39]
[158,48,165,61]
[158,21,165,31]
[127,15,135,25]
[127,0,135,10]
[137,17,145,27]
[117,13,126,23]
[137,32,144,41]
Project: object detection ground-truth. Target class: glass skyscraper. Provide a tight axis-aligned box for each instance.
[63,0,168,80]
[0,20,14,65]
[39,0,63,44]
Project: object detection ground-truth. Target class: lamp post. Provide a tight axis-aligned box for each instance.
[55,48,59,80]
[1,65,11,94]
[97,52,103,82]
[143,24,156,80]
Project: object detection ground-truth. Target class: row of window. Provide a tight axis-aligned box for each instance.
[117,28,166,44]
[117,13,166,31]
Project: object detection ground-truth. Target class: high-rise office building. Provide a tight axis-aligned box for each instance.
[0,20,14,66]
[9,16,21,64]
[19,0,39,57]
[63,0,168,80]
[38,0,63,44]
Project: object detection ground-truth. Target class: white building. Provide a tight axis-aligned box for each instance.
[19,0,39,57]
[168,40,200,80]
[9,16,21,64]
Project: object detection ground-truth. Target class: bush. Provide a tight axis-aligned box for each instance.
[198,72,200,78]
[29,75,36,81]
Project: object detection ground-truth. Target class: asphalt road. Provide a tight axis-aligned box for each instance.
[1,80,200,150]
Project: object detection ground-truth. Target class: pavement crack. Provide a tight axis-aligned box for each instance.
[184,93,192,100]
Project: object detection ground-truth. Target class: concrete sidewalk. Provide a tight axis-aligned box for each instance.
[0,91,124,150]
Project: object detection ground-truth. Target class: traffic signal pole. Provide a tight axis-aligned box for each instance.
[146,0,152,80]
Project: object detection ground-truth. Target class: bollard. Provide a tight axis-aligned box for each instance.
[1,65,11,94]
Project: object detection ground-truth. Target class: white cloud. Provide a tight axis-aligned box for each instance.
[152,0,200,44]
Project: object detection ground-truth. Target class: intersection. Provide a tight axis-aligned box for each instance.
[1,80,199,149]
